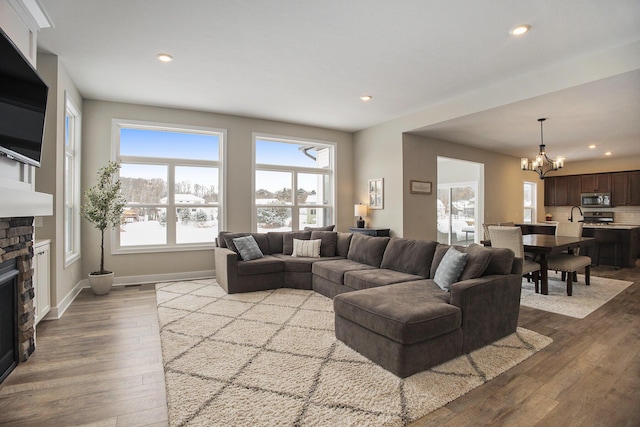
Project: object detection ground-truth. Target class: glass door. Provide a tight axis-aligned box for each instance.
[437,183,477,246]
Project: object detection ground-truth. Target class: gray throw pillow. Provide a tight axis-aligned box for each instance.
[434,247,468,291]
[232,235,264,261]
[282,231,312,255]
[457,243,493,280]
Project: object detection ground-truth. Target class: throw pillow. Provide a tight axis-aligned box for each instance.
[434,247,468,291]
[310,231,337,257]
[292,238,321,258]
[304,225,335,231]
[232,235,264,261]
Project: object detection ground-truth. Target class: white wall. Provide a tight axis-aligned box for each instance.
[36,53,84,316]
[82,100,353,279]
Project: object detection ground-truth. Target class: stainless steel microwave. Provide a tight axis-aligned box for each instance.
[581,192,612,207]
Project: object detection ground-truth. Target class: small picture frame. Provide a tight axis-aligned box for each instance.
[368,178,384,209]
[410,180,432,195]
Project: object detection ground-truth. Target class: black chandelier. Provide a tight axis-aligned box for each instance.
[520,118,564,180]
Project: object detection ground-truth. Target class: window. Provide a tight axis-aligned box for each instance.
[253,135,334,232]
[114,120,225,252]
[64,94,81,266]
[524,181,536,224]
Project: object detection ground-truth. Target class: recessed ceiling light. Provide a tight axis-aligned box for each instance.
[509,24,530,36]
[157,53,173,62]
[605,151,612,156]
[588,144,597,149]
[360,95,372,101]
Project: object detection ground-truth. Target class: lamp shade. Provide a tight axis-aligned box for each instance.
[354,204,367,217]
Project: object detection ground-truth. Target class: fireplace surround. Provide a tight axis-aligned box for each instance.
[0,217,36,384]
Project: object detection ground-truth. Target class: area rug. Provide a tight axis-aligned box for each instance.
[520,273,634,319]
[155,279,552,427]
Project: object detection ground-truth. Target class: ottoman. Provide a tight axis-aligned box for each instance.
[333,281,464,378]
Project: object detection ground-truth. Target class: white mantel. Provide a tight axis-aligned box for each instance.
[0,180,52,217]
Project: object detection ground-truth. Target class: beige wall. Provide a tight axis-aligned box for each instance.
[82,100,353,278]
[402,133,525,240]
[36,53,84,311]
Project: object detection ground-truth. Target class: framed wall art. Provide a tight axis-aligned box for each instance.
[410,180,432,195]
[368,178,384,209]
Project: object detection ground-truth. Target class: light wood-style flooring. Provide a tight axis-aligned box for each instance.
[0,263,638,426]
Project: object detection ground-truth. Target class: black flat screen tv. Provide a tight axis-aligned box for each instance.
[0,27,48,167]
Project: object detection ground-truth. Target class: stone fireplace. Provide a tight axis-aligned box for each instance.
[0,217,36,383]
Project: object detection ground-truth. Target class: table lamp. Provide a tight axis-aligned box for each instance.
[354,204,367,228]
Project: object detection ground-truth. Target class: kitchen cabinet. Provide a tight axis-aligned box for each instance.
[33,240,51,325]
[581,173,611,193]
[543,175,581,206]
[611,171,640,206]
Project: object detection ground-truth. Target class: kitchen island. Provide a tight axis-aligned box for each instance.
[518,223,640,268]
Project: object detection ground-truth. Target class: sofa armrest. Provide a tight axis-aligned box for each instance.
[449,273,522,353]
[214,247,238,293]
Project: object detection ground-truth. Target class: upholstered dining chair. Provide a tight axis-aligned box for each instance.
[488,226,541,292]
[546,221,591,296]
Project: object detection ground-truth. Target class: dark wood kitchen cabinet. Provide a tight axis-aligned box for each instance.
[612,171,640,206]
[544,175,581,206]
[581,173,611,193]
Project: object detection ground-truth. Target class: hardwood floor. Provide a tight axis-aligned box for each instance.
[0,263,638,426]
[0,284,168,426]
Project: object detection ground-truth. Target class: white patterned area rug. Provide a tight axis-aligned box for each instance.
[520,273,634,319]
[156,279,552,427]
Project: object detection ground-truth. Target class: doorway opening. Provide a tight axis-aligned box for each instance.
[437,157,484,246]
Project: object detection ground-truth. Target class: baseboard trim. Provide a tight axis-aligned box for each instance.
[43,270,216,321]
[81,269,216,288]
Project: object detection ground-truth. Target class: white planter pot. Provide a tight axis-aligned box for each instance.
[88,272,114,295]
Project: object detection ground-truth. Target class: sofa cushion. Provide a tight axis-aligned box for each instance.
[483,247,516,276]
[236,255,284,276]
[347,234,390,267]
[273,254,343,272]
[333,281,461,344]
[283,231,312,255]
[310,231,338,257]
[292,238,321,257]
[336,232,353,258]
[344,268,424,290]
[380,238,436,277]
[312,259,376,285]
[458,243,493,281]
[232,235,264,261]
[266,232,285,254]
[434,247,467,291]
[304,225,335,231]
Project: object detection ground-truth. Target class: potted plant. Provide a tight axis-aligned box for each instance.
[81,161,127,295]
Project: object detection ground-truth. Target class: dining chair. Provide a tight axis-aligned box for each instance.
[482,223,498,241]
[546,221,591,296]
[488,226,541,292]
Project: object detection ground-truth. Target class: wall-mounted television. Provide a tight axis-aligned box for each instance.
[0,27,48,168]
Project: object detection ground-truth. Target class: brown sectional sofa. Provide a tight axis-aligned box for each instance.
[214,230,523,378]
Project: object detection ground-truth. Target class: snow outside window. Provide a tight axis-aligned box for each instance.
[114,120,225,253]
[253,135,335,232]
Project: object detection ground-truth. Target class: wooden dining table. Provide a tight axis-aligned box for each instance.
[522,234,595,295]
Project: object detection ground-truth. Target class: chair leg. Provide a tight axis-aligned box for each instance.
[585,265,590,286]
[573,271,578,282]
[566,270,573,296]
[534,271,539,293]
[561,272,566,282]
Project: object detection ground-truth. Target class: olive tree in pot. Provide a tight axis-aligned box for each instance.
[81,161,127,295]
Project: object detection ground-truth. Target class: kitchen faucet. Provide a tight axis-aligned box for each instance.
[569,206,583,222]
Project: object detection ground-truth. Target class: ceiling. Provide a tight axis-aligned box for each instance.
[35,0,640,162]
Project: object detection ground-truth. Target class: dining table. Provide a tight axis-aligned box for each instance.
[522,234,595,295]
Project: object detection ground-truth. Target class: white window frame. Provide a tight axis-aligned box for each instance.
[64,93,81,267]
[524,181,537,224]
[252,133,336,232]
[112,119,226,254]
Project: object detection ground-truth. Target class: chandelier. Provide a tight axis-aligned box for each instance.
[520,118,564,179]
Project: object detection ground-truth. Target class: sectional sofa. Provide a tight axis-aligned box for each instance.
[214,230,522,377]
